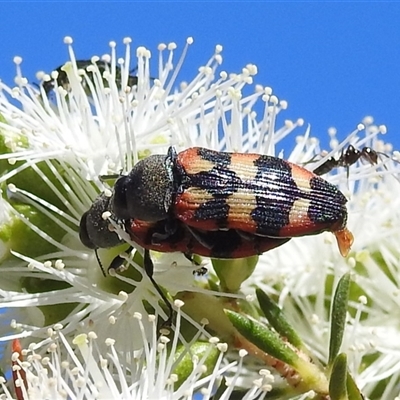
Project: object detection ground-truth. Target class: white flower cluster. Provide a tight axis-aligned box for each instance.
[0,36,399,399]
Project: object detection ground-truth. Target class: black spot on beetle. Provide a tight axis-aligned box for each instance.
[307,177,348,228]
[197,148,232,168]
[208,230,244,258]
[250,155,299,235]
[186,226,243,257]
[250,196,292,236]
[194,198,230,229]
[253,155,292,175]
[190,167,241,197]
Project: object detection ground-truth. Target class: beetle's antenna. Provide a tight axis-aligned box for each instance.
[108,246,133,272]
[94,249,107,277]
[143,249,174,327]
[107,246,174,327]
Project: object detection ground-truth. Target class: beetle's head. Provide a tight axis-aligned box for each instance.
[113,154,174,222]
[79,192,123,250]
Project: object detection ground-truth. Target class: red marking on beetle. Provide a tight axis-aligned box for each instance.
[12,339,27,400]
[290,163,316,186]
[177,147,215,175]
[128,219,289,259]
[175,192,219,230]
[282,199,314,236]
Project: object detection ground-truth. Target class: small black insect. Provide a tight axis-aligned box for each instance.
[42,59,138,95]
[313,145,379,176]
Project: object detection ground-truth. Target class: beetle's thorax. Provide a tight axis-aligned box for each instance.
[113,154,175,222]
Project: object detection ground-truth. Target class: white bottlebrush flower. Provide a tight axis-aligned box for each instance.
[5,306,271,400]
[0,36,299,397]
[0,36,300,341]
[242,119,400,398]
[0,35,400,399]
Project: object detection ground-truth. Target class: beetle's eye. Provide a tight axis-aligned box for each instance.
[113,176,131,220]
[80,193,123,250]
[79,211,96,249]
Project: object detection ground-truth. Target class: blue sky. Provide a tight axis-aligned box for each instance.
[1,2,400,152]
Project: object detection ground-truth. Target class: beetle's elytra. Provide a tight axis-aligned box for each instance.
[113,147,354,257]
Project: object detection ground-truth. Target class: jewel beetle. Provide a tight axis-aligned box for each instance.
[113,146,354,257]
[42,59,138,95]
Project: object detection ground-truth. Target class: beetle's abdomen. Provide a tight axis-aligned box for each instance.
[128,219,289,259]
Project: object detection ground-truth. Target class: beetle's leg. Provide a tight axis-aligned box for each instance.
[94,249,107,277]
[107,246,133,273]
[143,249,174,327]
[185,226,215,249]
[236,230,256,241]
[151,218,178,243]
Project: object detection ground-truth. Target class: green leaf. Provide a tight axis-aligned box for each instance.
[225,309,298,366]
[329,353,348,400]
[329,273,351,365]
[225,310,329,393]
[346,371,365,400]
[173,342,220,389]
[256,288,303,349]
